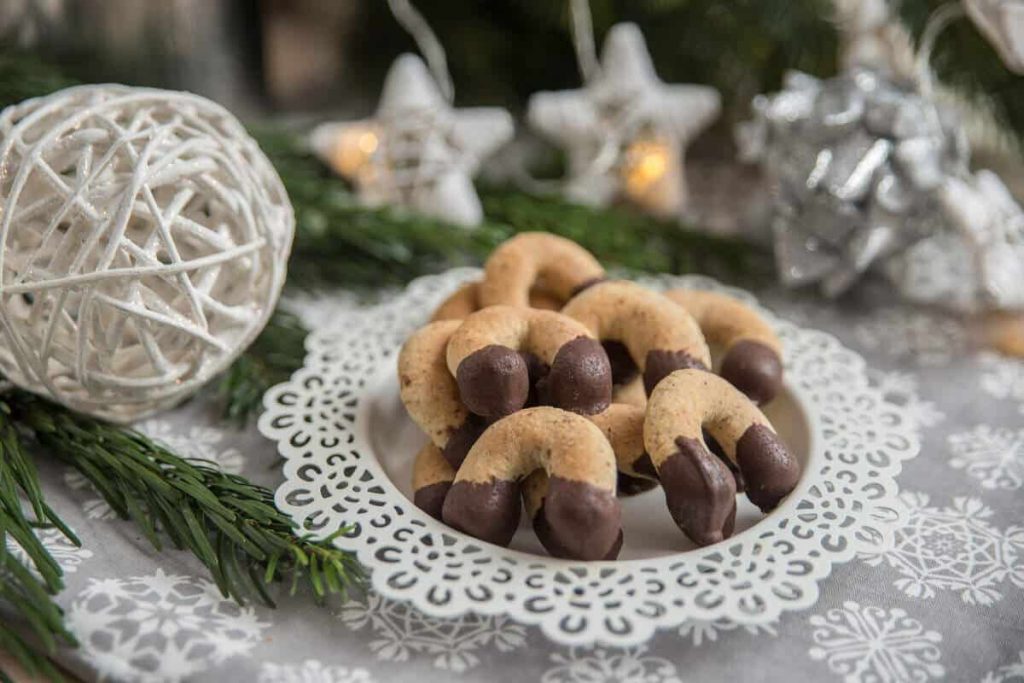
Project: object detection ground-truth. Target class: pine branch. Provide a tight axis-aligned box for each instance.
[254,127,773,290]
[479,188,771,279]
[0,402,77,682]
[0,53,77,110]
[8,393,366,608]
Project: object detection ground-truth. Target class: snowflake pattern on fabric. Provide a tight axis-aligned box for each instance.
[868,369,945,428]
[67,569,268,683]
[338,593,527,672]
[5,526,93,577]
[978,353,1024,414]
[854,308,968,366]
[138,419,244,473]
[949,425,1024,491]
[981,652,1024,683]
[862,492,1024,605]
[259,660,375,683]
[542,646,683,683]
[808,601,944,682]
[676,619,778,646]
[63,469,117,521]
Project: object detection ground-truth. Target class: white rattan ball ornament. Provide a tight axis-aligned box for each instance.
[0,85,295,423]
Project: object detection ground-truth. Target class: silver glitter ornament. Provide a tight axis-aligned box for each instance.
[738,67,1024,310]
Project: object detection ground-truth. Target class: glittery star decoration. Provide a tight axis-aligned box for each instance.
[527,23,720,217]
[311,54,513,226]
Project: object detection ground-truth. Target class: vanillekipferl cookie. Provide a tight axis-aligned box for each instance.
[442,407,622,561]
[644,369,800,546]
[477,232,606,309]
[562,280,711,394]
[399,231,798,560]
[446,306,612,418]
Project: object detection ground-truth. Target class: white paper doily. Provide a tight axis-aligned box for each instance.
[259,268,920,646]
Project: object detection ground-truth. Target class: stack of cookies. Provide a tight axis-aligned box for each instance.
[399,233,800,561]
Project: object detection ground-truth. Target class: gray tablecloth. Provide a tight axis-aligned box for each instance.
[6,285,1024,683]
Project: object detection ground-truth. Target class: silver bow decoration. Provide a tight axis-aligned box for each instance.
[738,67,1024,311]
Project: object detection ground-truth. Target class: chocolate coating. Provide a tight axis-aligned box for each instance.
[720,340,783,405]
[703,429,746,493]
[617,471,659,496]
[602,340,639,386]
[520,350,550,408]
[540,476,622,561]
[723,499,737,537]
[642,349,707,395]
[442,479,521,547]
[658,436,737,546]
[631,452,658,480]
[456,345,530,418]
[414,482,451,520]
[533,506,623,560]
[735,424,800,512]
[442,417,489,470]
[538,337,612,415]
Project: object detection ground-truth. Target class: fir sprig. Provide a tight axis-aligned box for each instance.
[8,393,365,609]
[0,402,78,682]
[0,53,77,111]
[255,127,772,291]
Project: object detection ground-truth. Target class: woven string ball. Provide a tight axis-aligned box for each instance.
[0,85,294,422]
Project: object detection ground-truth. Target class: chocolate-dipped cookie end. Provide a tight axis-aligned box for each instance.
[456,345,530,418]
[735,423,800,512]
[540,337,612,415]
[720,339,783,405]
[541,476,621,561]
[532,506,624,560]
[442,480,521,547]
[642,349,707,395]
[414,482,451,520]
[658,436,737,546]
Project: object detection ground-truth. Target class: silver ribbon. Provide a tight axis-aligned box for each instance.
[739,67,1024,311]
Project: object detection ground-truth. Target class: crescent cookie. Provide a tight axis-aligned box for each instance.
[663,289,783,404]
[446,306,612,418]
[398,320,488,469]
[644,369,801,546]
[478,232,606,309]
[442,407,622,560]
[412,442,455,520]
[590,403,744,502]
[431,280,563,322]
[561,280,712,394]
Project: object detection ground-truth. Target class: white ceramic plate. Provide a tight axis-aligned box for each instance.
[260,268,920,646]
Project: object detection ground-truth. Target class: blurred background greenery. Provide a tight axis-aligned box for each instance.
[1,0,1018,139]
